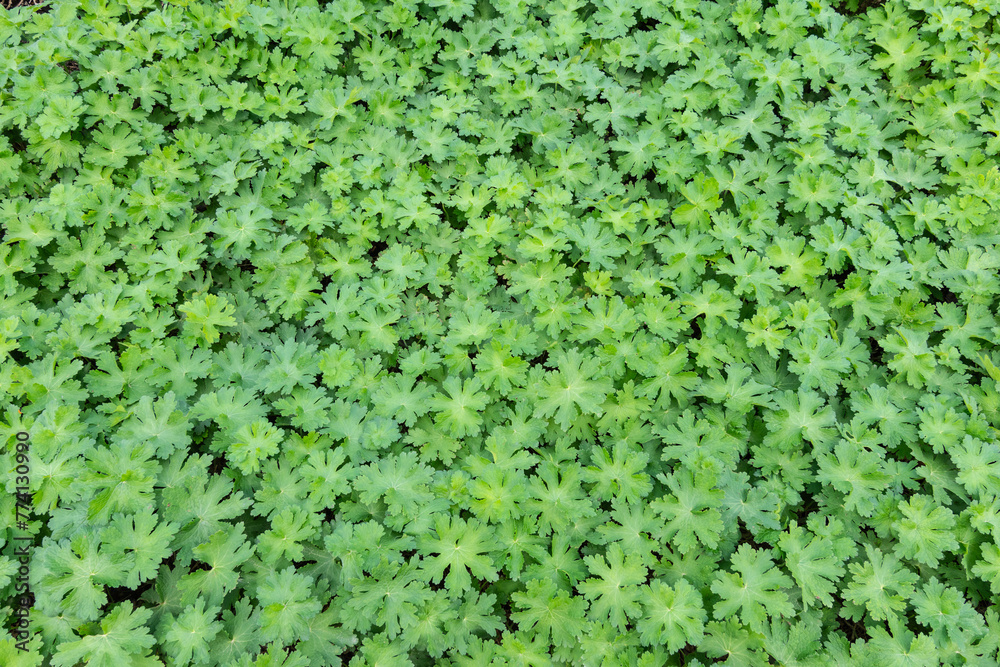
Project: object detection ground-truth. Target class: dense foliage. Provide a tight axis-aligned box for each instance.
[2,0,1000,664]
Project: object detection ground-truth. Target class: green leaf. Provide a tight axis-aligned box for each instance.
[578,543,648,631]
[710,545,794,632]
[178,293,237,344]
[636,578,706,651]
[51,602,155,667]
[511,578,587,647]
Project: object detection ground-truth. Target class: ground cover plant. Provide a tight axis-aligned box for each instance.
[1,0,1000,664]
